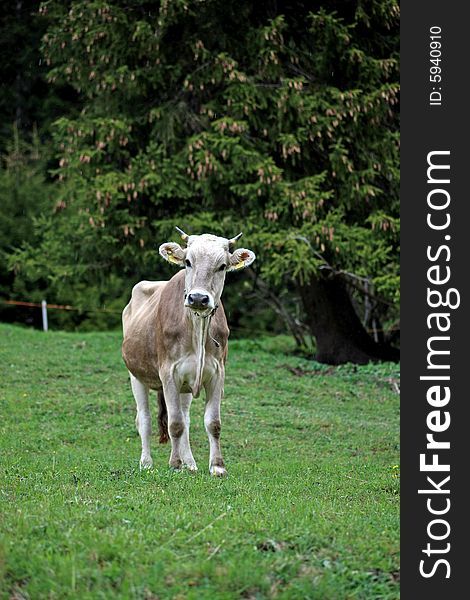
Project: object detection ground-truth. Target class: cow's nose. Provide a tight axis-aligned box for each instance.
[187,293,210,308]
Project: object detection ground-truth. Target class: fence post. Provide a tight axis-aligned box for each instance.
[41,300,48,332]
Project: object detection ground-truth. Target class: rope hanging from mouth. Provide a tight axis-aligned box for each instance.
[184,294,220,346]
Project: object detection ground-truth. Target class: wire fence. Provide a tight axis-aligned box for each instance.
[0,298,399,338]
[0,296,288,339]
[0,298,121,331]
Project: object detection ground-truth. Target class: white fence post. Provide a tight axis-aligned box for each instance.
[41,300,48,332]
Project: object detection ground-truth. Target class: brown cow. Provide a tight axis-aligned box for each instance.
[122,229,256,476]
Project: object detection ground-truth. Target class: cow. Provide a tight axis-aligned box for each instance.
[121,228,256,476]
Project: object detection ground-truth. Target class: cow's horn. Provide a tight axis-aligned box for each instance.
[175,226,189,242]
[228,232,243,246]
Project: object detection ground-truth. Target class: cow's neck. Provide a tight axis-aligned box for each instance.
[188,311,211,398]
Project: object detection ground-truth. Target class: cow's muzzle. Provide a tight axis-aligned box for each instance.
[187,292,210,308]
[185,290,215,314]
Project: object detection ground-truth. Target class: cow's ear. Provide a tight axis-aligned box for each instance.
[159,242,186,267]
[227,248,256,272]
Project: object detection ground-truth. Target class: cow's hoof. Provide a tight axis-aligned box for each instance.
[140,456,153,470]
[210,465,227,477]
[170,462,198,473]
[169,457,182,470]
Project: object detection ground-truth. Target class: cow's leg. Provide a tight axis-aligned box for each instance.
[204,371,227,477]
[179,393,198,471]
[130,373,152,469]
[161,380,186,470]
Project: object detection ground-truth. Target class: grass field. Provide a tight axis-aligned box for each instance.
[0,323,399,599]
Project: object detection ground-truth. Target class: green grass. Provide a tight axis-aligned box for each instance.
[0,324,399,599]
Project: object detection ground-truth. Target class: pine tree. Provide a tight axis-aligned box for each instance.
[12,0,399,360]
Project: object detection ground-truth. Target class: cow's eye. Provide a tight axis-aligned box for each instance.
[185,259,192,268]
[219,264,227,271]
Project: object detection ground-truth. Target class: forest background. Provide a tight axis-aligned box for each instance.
[0,0,400,365]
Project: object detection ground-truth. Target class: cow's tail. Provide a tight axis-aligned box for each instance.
[157,390,169,444]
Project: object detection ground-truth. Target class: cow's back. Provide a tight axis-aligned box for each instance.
[122,279,167,388]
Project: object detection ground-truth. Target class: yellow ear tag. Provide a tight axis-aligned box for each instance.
[168,254,181,264]
[234,259,246,270]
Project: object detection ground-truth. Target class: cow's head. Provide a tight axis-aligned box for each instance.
[159,228,256,317]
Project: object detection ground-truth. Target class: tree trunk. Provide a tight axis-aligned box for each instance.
[299,274,399,365]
